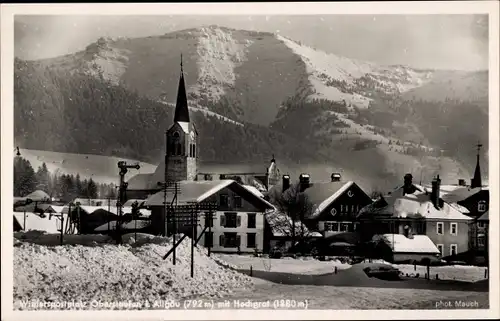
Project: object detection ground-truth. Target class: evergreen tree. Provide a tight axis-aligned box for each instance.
[87,178,98,199]
[35,162,50,193]
[75,174,83,197]
[13,157,37,197]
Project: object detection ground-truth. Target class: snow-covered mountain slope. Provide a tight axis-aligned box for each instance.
[277,35,435,109]
[29,25,486,125]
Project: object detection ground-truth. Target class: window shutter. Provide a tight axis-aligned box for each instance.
[237,215,241,227]
[236,235,241,246]
[220,215,226,227]
[219,234,224,246]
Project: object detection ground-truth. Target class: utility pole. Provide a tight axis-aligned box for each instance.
[116,161,140,244]
[191,204,195,278]
[208,209,212,257]
[60,215,64,245]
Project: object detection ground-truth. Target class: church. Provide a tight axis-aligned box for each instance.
[124,59,277,252]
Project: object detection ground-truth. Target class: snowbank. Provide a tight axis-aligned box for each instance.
[14,235,254,310]
[14,231,113,246]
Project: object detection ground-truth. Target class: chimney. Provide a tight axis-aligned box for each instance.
[458,178,466,186]
[282,175,290,192]
[331,173,342,182]
[403,173,413,195]
[431,175,441,209]
[299,174,310,192]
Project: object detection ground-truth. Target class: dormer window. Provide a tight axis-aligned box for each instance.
[478,201,486,213]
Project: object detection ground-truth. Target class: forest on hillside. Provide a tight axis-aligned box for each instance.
[353,97,489,170]
[14,156,117,201]
[14,58,324,166]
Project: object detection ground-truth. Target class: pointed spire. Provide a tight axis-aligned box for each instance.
[471,141,482,189]
[174,53,190,123]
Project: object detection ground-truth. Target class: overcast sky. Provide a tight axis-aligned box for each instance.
[15,14,488,71]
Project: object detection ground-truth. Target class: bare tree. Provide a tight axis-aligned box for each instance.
[267,182,315,252]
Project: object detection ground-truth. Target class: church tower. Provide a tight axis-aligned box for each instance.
[165,55,198,182]
[470,142,482,189]
[267,154,280,190]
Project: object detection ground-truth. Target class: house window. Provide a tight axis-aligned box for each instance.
[247,213,256,228]
[478,237,486,247]
[234,196,242,208]
[324,222,340,232]
[204,212,213,227]
[221,212,239,228]
[221,232,240,248]
[204,232,213,247]
[192,144,196,157]
[340,205,344,212]
[247,233,256,248]
[478,201,486,212]
[450,223,458,236]
[341,222,350,232]
[450,244,458,256]
[220,194,229,207]
[437,244,444,255]
[478,221,485,228]
[353,222,360,231]
[437,222,444,235]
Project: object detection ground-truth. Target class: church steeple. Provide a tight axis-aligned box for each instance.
[174,54,190,123]
[471,142,482,189]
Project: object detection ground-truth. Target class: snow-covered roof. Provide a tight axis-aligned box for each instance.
[14,212,61,234]
[72,205,150,217]
[438,186,489,203]
[377,234,440,254]
[477,211,489,222]
[265,211,322,238]
[242,185,264,198]
[177,121,190,133]
[73,198,116,206]
[447,202,470,214]
[145,180,275,211]
[359,185,472,221]
[22,190,51,202]
[94,220,150,232]
[309,181,355,218]
[42,205,66,214]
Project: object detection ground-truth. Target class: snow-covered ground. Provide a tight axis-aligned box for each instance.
[214,254,351,275]
[13,234,254,310]
[219,282,489,309]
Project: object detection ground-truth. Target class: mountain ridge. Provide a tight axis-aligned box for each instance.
[14,25,489,188]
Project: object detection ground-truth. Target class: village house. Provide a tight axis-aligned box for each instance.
[267,173,372,237]
[263,171,373,256]
[427,144,488,219]
[143,180,275,253]
[370,233,441,264]
[423,144,489,261]
[301,173,373,237]
[358,173,473,261]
